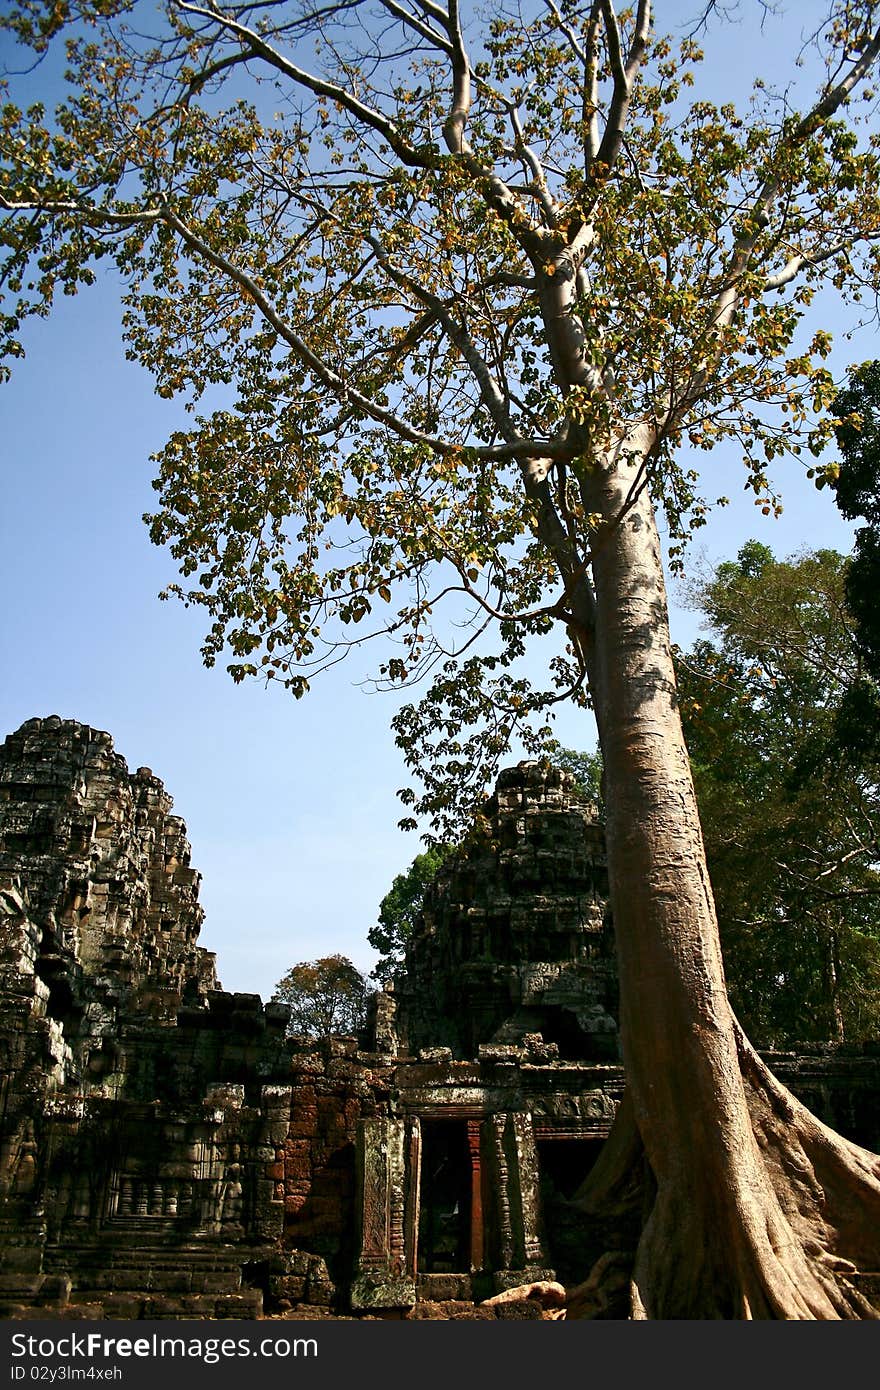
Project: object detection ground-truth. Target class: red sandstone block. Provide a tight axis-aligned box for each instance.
[315,1096,343,1120]
[284,1139,312,1158]
[284,1178,312,1196]
[287,1121,318,1139]
[284,1157,312,1181]
[290,1086,316,1111]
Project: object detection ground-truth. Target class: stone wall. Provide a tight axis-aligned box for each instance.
[1,718,879,1320]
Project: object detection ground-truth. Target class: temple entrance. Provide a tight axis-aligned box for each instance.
[417,1120,471,1273]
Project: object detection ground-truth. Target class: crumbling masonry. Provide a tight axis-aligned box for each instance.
[1,717,879,1318]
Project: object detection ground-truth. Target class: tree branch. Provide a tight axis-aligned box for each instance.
[374,0,453,55]
[763,232,880,291]
[0,195,161,227]
[595,0,651,173]
[509,105,559,227]
[362,231,519,442]
[157,204,568,462]
[436,0,546,257]
[663,15,880,432]
[174,0,440,169]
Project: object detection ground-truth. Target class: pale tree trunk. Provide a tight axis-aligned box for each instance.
[565,434,880,1318]
[827,924,846,1045]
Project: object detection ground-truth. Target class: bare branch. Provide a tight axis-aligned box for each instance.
[595,0,651,172]
[764,233,880,291]
[374,0,453,55]
[411,0,450,26]
[174,0,439,169]
[186,48,253,92]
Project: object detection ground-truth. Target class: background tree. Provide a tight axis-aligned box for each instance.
[369,845,452,983]
[551,744,604,810]
[4,0,880,1318]
[832,362,880,750]
[677,542,880,1046]
[272,954,370,1037]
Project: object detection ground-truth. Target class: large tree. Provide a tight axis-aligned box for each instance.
[3,0,880,1318]
[677,541,880,1046]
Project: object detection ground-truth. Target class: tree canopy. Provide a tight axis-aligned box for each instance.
[832,362,880,745]
[677,541,880,1046]
[5,0,880,1321]
[368,843,452,982]
[2,0,879,829]
[272,953,370,1036]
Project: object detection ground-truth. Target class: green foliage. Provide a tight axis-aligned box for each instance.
[832,362,880,698]
[272,953,371,1037]
[678,543,880,1045]
[368,845,453,982]
[550,745,604,808]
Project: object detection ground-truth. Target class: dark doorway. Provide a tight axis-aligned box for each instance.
[537,1137,605,1285]
[417,1121,471,1273]
[537,1137,603,1200]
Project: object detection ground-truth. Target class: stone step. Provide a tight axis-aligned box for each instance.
[46,1237,245,1263]
[0,1290,265,1321]
[43,1242,250,1290]
[64,1267,242,1294]
[64,1290,263,1319]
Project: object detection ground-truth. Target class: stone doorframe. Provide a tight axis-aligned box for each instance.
[349,1108,552,1311]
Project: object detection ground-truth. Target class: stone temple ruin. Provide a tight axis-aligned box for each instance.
[1,716,879,1318]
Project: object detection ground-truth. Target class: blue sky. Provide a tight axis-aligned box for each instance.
[0,2,869,998]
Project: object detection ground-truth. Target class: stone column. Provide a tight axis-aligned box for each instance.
[511,1112,546,1269]
[350,1117,416,1311]
[252,1086,291,1242]
[405,1119,421,1280]
[466,1119,484,1273]
[491,1114,514,1270]
[488,1112,553,1293]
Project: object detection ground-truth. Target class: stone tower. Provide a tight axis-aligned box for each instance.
[0,715,217,1034]
[389,760,618,1059]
